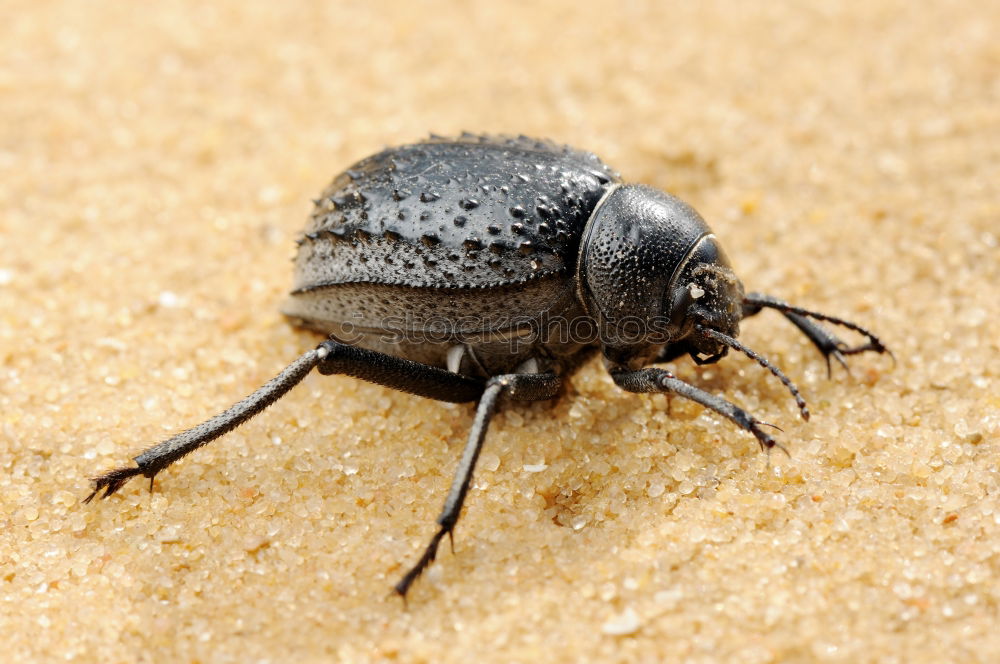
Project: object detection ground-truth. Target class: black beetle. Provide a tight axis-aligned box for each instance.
[86,134,889,598]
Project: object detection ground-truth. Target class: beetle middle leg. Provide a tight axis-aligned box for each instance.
[610,367,782,453]
[394,371,562,599]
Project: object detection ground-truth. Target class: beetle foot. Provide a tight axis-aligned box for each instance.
[394,525,451,600]
[838,340,895,362]
[821,338,895,378]
[825,348,851,377]
[749,421,791,458]
[748,420,777,453]
[83,465,145,503]
[766,437,791,459]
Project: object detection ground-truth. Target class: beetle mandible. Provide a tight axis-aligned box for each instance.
[86,134,890,598]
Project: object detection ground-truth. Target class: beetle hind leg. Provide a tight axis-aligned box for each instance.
[85,340,488,502]
[84,347,328,501]
[394,371,562,600]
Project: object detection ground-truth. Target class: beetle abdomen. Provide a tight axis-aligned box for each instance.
[290,134,620,292]
[282,277,591,376]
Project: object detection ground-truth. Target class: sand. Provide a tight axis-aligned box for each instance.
[2,1,998,662]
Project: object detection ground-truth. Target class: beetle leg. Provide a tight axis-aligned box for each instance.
[742,292,892,377]
[394,371,562,600]
[315,340,484,403]
[610,367,785,454]
[84,347,328,503]
[782,312,852,377]
[85,341,488,503]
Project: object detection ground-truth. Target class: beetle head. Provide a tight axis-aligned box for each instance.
[577,184,745,368]
[664,234,745,364]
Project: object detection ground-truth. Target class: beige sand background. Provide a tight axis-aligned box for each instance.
[2,1,998,662]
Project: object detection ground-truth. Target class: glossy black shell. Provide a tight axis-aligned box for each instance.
[290,134,619,290]
[282,135,627,376]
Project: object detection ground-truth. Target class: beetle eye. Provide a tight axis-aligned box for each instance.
[689,310,716,332]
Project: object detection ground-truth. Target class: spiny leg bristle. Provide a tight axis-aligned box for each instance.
[756,420,784,433]
[83,465,144,504]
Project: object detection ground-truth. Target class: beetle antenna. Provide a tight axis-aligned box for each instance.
[696,324,810,421]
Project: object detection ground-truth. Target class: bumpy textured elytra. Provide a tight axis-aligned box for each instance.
[293,134,617,288]
[86,133,891,599]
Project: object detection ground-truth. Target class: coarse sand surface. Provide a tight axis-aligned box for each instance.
[2,2,998,662]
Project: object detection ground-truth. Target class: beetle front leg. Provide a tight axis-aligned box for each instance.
[394,371,562,600]
[743,292,891,377]
[611,367,781,453]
